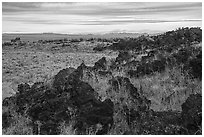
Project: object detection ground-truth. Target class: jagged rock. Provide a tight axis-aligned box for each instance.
[16,83,31,114]
[8,65,114,135]
[93,57,107,70]
[53,67,75,92]
[62,66,114,134]
[181,94,202,134]
[65,80,97,107]
[68,63,85,81]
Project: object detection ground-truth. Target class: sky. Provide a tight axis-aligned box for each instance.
[2,2,202,34]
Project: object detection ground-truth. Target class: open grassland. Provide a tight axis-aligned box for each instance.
[2,49,117,99]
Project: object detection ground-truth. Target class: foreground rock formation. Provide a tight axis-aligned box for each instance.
[181,94,202,134]
[3,65,114,134]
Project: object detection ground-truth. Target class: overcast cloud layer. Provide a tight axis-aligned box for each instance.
[2,2,202,34]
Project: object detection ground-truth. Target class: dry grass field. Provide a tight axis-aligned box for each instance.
[2,48,117,100]
[2,34,119,100]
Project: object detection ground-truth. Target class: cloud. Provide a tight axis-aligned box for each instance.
[3,2,201,16]
[4,14,201,26]
[2,2,202,33]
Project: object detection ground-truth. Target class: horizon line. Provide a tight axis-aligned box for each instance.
[2,31,159,35]
[2,26,201,35]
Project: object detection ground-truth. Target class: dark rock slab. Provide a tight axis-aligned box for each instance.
[181,94,202,134]
[93,57,107,70]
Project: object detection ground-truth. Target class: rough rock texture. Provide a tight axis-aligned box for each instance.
[53,67,75,92]
[181,94,202,134]
[16,83,31,114]
[93,57,107,70]
[3,65,114,135]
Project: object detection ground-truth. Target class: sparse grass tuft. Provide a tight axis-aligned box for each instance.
[59,121,76,135]
[129,66,201,111]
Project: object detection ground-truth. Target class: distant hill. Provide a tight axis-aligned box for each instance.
[102,27,202,51]
[2,32,145,42]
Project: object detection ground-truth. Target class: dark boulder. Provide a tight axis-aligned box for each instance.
[62,71,113,134]
[65,80,97,107]
[13,82,64,134]
[93,57,107,70]
[11,65,114,135]
[28,93,72,134]
[76,98,114,135]
[16,83,31,114]
[3,62,114,135]
[53,67,75,92]
[59,67,114,134]
[181,94,202,134]
[68,63,85,82]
